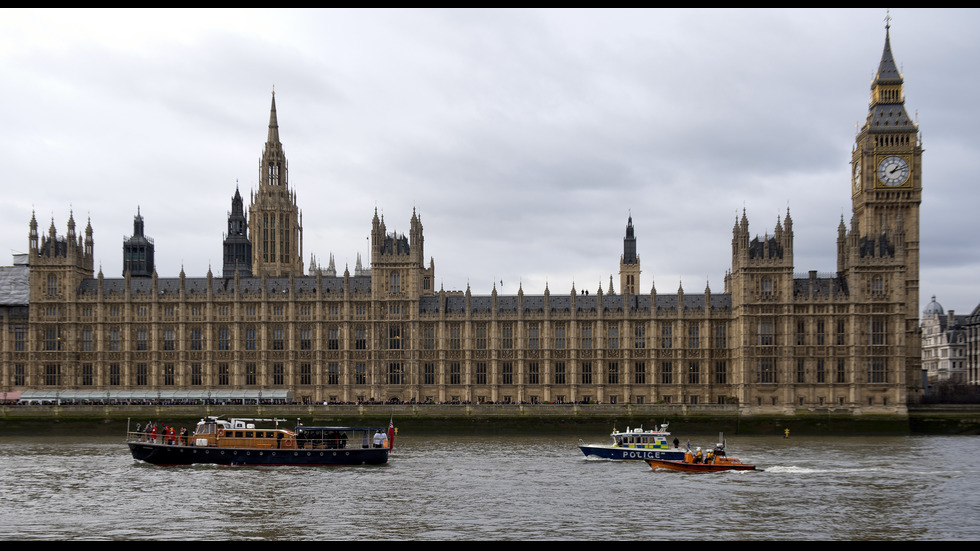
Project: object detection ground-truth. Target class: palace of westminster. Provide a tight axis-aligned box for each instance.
[0,27,927,412]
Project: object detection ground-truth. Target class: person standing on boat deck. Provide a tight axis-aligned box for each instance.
[373,430,383,448]
[381,431,389,449]
[673,437,679,448]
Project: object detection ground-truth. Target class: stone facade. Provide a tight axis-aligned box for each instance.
[0,28,924,413]
[921,296,979,386]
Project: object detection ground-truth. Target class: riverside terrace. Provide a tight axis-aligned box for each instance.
[3,402,979,435]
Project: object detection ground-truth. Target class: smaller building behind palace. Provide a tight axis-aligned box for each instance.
[0,26,936,412]
[920,296,980,387]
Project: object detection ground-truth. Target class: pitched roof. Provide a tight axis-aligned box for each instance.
[0,254,29,305]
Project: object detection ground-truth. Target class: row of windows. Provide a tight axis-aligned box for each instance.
[757,275,889,297]
[405,361,730,386]
[758,317,888,347]
[18,357,887,388]
[61,326,365,352]
[756,358,887,384]
[35,323,724,352]
[23,360,728,387]
[6,317,896,354]
[420,322,728,351]
[65,303,357,320]
[20,362,294,387]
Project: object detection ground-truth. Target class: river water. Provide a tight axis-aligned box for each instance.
[0,430,978,540]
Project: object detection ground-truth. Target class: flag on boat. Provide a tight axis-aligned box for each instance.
[387,417,396,451]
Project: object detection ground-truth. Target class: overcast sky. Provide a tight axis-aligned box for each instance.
[2,8,978,315]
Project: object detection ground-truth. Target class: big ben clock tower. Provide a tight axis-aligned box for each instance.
[848,18,923,403]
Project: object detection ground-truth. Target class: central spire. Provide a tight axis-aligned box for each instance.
[248,90,304,277]
[262,90,287,187]
[266,90,281,153]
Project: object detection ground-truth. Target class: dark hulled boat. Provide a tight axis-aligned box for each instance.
[128,417,395,466]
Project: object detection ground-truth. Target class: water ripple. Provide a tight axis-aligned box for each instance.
[1,433,979,540]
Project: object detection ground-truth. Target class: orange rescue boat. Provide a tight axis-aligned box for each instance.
[645,437,759,472]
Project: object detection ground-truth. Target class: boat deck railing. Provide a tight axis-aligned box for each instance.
[127,432,194,446]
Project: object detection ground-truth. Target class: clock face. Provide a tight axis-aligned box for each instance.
[877,156,910,186]
[853,161,861,192]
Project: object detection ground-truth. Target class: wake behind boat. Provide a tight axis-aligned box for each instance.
[579,423,686,461]
[127,416,395,466]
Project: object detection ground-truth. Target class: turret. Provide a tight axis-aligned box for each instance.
[122,207,154,277]
[619,215,641,295]
[223,186,252,277]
